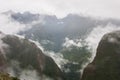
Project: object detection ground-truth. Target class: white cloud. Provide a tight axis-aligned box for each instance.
[6,60,21,77]
[0,0,120,19]
[63,37,82,48]
[0,14,26,34]
[28,39,68,68]
[19,69,40,80]
[85,24,120,60]
[44,51,68,68]
[0,33,9,56]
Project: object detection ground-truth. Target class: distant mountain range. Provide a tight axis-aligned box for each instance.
[1,11,120,80]
[5,11,120,52]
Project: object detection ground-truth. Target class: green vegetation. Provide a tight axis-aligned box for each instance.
[61,42,92,80]
[0,73,20,80]
[61,44,91,67]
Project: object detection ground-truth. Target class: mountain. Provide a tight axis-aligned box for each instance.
[8,11,120,52]
[81,31,120,80]
[2,11,120,80]
[5,11,120,80]
[0,32,65,80]
[0,49,6,72]
[10,11,40,24]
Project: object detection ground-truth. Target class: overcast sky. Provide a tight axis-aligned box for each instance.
[0,0,120,18]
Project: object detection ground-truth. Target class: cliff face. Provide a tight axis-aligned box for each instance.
[0,32,7,72]
[81,31,120,80]
[0,52,6,71]
[0,33,64,80]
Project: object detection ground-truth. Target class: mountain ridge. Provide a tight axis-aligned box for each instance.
[81,30,120,80]
[0,32,65,80]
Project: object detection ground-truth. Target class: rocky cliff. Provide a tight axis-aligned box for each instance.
[81,31,120,80]
[0,32,64,80]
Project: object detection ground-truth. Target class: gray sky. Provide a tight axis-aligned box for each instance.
[0,0,120,18]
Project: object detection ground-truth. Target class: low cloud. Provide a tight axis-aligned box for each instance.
[85,24,120,60]
[28,39,68,69]
[0,33,9,57]
[0,13,26,34]
[19,69,40,80]
[20,71,54,80]
[44,51,68,68]
[63,37,83,48]
[0,0,120,19]
[7,62,53,80]
[0,11,47,35]
[4,37,56,80]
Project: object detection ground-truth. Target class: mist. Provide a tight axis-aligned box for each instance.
[0,13,26,34]
[85,24,120,61]
[1,0,120,19]
[29,39,68,68]
[0,33,9,57]
[0,10,120,80]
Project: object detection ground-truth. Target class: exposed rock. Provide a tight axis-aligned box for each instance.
[0,32,64,80]
[0,33,7,72]
[0,52,6,72]
[81,31,120,80]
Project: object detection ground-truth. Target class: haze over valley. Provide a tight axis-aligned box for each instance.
[0,0,120,80]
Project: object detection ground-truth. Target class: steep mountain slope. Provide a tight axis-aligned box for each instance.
[81,31,120,80]
[0,32,7,72]
[0,50,6,72]
[0,32,65,80]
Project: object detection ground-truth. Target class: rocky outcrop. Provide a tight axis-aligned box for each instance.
[81,31,120,80]
[0,32,7,72]
[0,52,6,72]
[0,32,64,80]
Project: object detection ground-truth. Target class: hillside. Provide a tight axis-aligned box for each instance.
[81,31,120,80]
[0,32,64,80]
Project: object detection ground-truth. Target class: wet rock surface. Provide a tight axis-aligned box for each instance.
[81,31,120,80]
